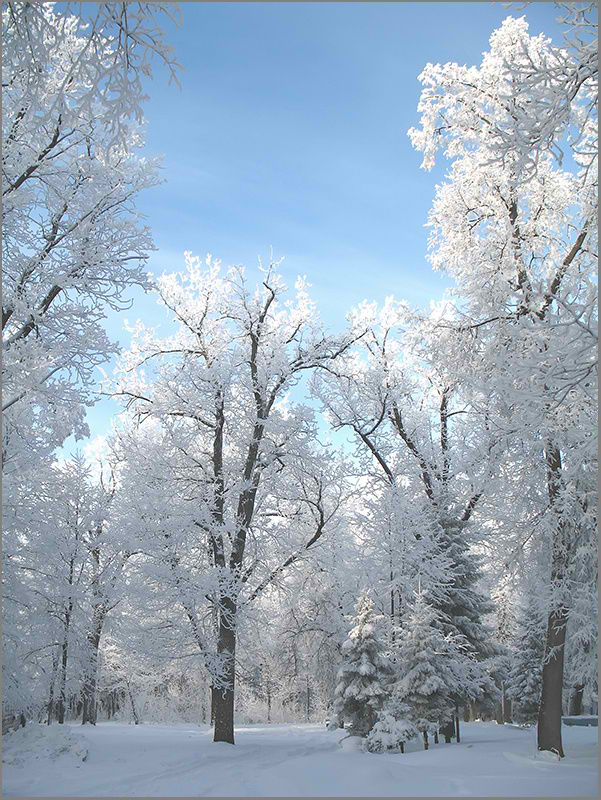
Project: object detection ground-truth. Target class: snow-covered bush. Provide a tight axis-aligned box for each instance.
[366,697,416,753]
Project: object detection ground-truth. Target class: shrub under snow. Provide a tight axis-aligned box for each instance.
[2,723,89,767]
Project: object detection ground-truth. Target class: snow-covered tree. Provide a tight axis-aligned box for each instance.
[366,696,416,754]
[409,14,597,757]
[491,2,597,180]
[390,588,480,750]
[313,299,499,707]
[2,2,180,474]
[333,593,391,737]
[506,591,546,725]
[112,257,359,744]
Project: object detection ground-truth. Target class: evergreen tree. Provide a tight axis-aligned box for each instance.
[366,694,416,753]
[435,519,499,719]
[507,594,546,725]
[436,519,496,660]
[392,588,477,749]
[333,593,391,737]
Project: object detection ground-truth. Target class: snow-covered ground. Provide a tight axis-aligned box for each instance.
[2,720,597,797]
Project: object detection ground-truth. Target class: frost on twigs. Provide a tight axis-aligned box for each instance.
[408,13,597,182]
[2,2,180,471]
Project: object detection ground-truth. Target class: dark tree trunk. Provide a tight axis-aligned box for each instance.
[57,630,70,724]
[455,705,461,743]
[537,444,569,759]
[213,595,236,744]
[210,685,217,725]
[306,675,311,722]
[434,730,439,744]
[57,555,75,725]
[463,703,471,722]
[570,685,584,716]
[537,607,567,757]
[496,702,504,724]
[423,731,429,750]
[440,720,454,743]
[126,680,139,725]
[81,627,102,725]
[503,684,512,724]
[47,649,60,725]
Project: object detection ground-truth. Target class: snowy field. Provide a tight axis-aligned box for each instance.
[1,720,597,797]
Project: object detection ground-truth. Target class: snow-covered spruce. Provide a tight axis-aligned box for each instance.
[389,588,478,749]
[507,591,546,726]
[333,593,391,737]
[366,696,416,753]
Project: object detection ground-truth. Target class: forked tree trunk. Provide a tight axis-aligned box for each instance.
[213,595,236,744]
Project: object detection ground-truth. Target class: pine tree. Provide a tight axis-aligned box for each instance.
[392,588,476,749]
[507,594,546,725]
[333,593,391,737]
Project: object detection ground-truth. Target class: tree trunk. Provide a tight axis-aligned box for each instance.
[434,730,439,744]
[537,444,569,759]
[57,628,70,724]
[537,607,568,757]
[81,626,102,725]
[125,680,139,725]
[306,675,311,722]
[423,730,429,750]
[496,701,504,724]
[440,720,454,743]
[213,595,236,744]
[455,704,461,743]
[46,648,60,725]
[57,555,75,725]
[210,685,217,725]
[503,691,512,724]
[570,685,584,716]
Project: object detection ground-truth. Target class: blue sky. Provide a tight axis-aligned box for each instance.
[64,1,566,455]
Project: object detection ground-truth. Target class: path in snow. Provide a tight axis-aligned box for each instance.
[2,720,598,797]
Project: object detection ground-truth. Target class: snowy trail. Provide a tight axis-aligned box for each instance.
[2,721,597,797]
